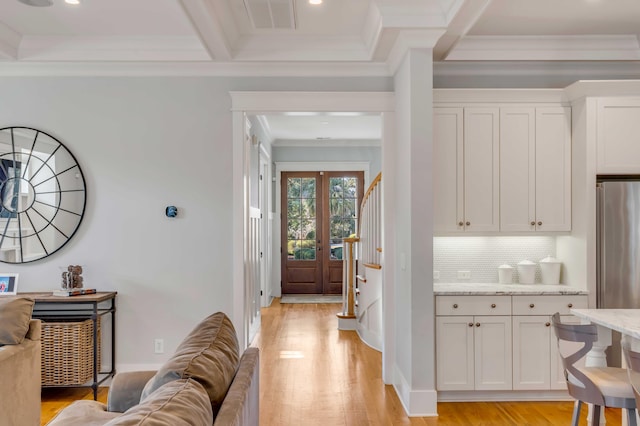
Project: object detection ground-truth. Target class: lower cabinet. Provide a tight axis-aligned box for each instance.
[436,294,588,393]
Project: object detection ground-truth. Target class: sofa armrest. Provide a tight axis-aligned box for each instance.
[214,347,260,426]
[107,370,157,413]
[25,319,41,341]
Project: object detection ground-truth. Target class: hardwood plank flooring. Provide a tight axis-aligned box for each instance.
[41,299,623,425]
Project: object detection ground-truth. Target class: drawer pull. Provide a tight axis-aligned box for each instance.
[530,221,535,226]
[453,304,458,309]
[468,323,474,327]
[545,322,551,327]
[491,303,496,308]
[466,221,471,226]
[458,221,464,227]
[476,322,481,327]
[529,304,535,308]
[568,303,573,308]
[538,221,543,226]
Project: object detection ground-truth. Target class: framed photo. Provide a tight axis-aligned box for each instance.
[0,273,18,295]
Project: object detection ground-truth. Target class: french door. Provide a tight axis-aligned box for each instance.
[281,171,364,295]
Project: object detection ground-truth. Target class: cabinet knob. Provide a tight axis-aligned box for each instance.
[568,303,573,308]
[491,303,496,308]
[529,304,535,308]
[453,304,458,309]
[530,221,536,226]
[468,323,474,327]
[545,322,551,327]
[466,221,471,226]
[476,322,481,327]
[458,221,464,227]
[538,221,542,226]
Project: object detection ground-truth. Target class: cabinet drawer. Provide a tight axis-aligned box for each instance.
[512,295,588,316]
[436,295,511,316]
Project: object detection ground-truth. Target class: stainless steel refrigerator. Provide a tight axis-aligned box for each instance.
[596,178,640,366]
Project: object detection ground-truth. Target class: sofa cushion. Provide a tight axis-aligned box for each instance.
[140,312,239,415]
[45,400,121,426]
[0,296,34,345]
[107,379,213,426]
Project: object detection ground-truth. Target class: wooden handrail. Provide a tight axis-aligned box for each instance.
[361,172,382,211]
[356,275,367,283]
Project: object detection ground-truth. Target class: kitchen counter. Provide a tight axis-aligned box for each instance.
[434,282,588,295]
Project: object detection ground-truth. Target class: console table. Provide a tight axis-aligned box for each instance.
[21,291,117,400]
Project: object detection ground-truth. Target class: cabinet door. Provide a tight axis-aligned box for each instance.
[535,107,571,231]
[512,316,551,390]
[436,316,474,391]
[500,108,536,232]
[474,315,512,390]
[596,98,640,174]
[433,108,464,233]
[464,108,500,232]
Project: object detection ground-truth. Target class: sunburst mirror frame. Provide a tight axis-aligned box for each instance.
[0,127,86,263]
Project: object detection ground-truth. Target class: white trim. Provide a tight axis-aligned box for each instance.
[177,0,233,61]
[446,35,640,61]
[230,91,395,113]
[387,30,446,75]
[232,109,247,350]
[393,365,439,417]
[271,139,381,148]
[437,390,572,402]
[564,79,640,101]
[255,115,274,145]
[433,88,569,105]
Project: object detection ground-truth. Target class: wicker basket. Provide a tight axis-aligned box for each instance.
[41,317,101,386]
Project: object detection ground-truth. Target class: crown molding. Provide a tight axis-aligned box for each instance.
[232,34,369,61]
[272,139,381,148]
[17,36,210,62]
[446,35,640,61]
[434,60,640,78]
[0,60,391,77]
[387,29,446,74]
[0,22,20,60]
[564,79,640,101]
[434,88,568,104]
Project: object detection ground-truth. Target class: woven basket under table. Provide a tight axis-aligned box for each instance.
[40,317,102,386]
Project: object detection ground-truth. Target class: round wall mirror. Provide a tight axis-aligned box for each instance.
[0,127,86,263]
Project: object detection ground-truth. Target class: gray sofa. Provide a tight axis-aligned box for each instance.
[47,312,259,426]
[0,297,41,426]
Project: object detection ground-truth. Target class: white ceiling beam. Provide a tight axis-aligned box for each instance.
[433,0,493,61]
[178,0,234,61]
[0,23,21,60]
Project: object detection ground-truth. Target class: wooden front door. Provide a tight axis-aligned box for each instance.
[281,171,364,295]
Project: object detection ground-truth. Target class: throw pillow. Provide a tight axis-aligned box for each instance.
[0,296,34,345]
[106,379,213,426]
[140,312,239,416]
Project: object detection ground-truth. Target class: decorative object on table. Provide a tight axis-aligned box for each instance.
[0,127,86,264]
[0,273,18,295]
[53,265,95,296]
[497,264,513,284]
[517,259,536,284]
[539,255,562,285]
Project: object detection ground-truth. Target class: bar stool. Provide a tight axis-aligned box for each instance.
[622,340,640,419]
[551,313,637,426]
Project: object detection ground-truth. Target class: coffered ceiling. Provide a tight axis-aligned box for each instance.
[0,0,639,76]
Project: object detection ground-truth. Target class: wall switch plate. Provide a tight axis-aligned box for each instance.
[154,338,164,354]
[433,270,440,280]
[457,271,471,279]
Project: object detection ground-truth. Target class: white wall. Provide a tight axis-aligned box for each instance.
[0,76,391,370]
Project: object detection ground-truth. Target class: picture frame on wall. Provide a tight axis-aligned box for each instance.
[0,273,18,295]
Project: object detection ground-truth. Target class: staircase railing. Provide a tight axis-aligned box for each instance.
[338,172,382,322]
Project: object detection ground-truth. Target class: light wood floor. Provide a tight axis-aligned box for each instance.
[41,299,624,425]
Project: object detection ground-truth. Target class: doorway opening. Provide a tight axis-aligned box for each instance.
[280,170,364,295]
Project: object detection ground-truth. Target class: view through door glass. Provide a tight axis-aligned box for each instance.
[281,171,364,295]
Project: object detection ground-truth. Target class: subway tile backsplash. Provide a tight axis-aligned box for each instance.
[433,236,556,284]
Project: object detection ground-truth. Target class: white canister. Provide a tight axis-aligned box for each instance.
[517,260,537,284]
[539,255,562,285]
[498,264,514,284]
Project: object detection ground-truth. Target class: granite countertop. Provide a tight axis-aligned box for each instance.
[571,309,640,340]
[434,282,588,295]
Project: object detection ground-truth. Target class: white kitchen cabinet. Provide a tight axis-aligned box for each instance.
[436,295,512,391]
[596,98,640,174]
[500,107,571,232]
[511,295,588,391]
[434,107,499,233]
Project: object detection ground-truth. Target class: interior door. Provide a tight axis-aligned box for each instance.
[281,171,364,295]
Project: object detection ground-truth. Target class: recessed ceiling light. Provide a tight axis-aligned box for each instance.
[309,0,322,5]
[17,0,53,7]
[65,0,80,4]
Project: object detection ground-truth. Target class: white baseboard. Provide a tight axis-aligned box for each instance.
[393,365,438,417]
[437,390,572,402]
[337,317,356,330]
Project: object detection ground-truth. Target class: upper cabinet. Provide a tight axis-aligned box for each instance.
[500,107,571,232]
[596,98,640,174]
[434,92,572,235]
[434,107,500,233]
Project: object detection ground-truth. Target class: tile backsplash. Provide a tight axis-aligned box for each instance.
[433,236,556,284]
